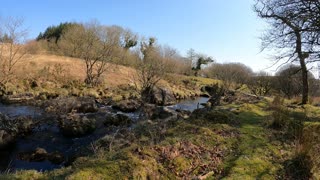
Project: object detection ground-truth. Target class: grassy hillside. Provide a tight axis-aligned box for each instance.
[4,53,217,101]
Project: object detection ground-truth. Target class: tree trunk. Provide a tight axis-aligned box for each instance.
[300,61,308,104]
[296,32,308,104]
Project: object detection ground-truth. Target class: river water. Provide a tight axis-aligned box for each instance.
[0,97,208,172]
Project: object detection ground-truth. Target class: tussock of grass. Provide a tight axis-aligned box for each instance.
[301,122,320,178]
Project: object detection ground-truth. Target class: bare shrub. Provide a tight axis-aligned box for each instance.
[0,17,28,84]
[205,62,253,89]
[247,71,274,96]
[130,38,166,102]
[58,21,118,86]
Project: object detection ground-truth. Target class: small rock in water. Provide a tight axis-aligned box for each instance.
[42,97,98,114]
[14,116,34,135]
[151,107,176,120]
[59,113,96,137]
[0,113,18,149]
[176,109,191,119]
[48,151,65,164]
[142,87,176,106]
[19,147,48,162]
[18,148,65,164]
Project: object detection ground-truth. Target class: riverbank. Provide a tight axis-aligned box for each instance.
[1,91,319,179]
[0,95,209,173]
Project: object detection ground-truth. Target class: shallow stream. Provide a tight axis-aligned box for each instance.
[0,97,208,172]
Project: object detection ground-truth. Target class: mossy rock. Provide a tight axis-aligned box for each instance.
[59,114,96,137]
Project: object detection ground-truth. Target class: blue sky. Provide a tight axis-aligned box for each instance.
[0,0,273,72]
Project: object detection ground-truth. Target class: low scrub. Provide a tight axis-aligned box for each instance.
[267,96,304,140]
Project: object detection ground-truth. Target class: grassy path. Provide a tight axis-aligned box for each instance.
[221,103,290,179]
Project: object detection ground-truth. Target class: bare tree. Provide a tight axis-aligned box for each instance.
[59,21,118,86]
[132,37,165,102]
[186,48,197,65]
[0,17,28,84]
[247,71,274,96]
[254,0,320,104]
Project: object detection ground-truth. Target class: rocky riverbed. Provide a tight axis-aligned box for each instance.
[0,96,208,172]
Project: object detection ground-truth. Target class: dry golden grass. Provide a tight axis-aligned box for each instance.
[5,52,216,101]
[14,53,136,87]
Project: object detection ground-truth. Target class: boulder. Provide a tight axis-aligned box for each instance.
[0,130,17,149]
[0,114,36,149]
[201,84,224,97]
[104,114,132,126]
[32,148,48,161]
[14,116,34,135]
[0,113,18,149]
[112,100,140,112]
[203,84,225,107]
[59,113,96,137]
[43,97,98,114]
[140,104,176,120]
[139,103,156,119]
[77,98,98,113]
[151,107,176,120]
[143,87,176,106]
[48,151,65,164]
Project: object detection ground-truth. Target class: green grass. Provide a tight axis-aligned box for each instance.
[221,102,290,179]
